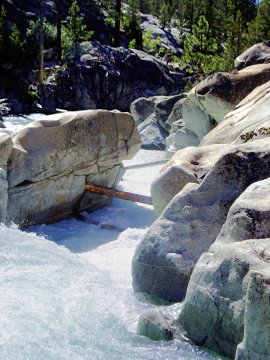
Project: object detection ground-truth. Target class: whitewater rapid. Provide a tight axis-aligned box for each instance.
[0,116,218,359]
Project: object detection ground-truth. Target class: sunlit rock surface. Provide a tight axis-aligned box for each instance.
[235,41,270,70]
[133,137,270,303]
[178,177,270,358]
[201,79,270,146]
[151,144,225,215]
[6,109,140,226]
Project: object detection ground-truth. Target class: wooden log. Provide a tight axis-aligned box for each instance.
[85,183,153,205]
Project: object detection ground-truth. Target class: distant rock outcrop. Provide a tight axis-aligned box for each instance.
[131,63,270,155]
[0,109,140,226]
[41,42,184,114]
[235,41,270,70]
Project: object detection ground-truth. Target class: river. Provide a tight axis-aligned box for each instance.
[0,115,219,359]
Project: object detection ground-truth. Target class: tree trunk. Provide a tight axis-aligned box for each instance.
[113,0,121,47]
[56,0,62,60]
[39,0,44,90]
[85,183,153,205]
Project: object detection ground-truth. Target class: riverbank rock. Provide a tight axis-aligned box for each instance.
[132,138,270,303]
[137,309,173,341]
[41,42,184,114]
[235,41,270,70]
[0,133,13,224]
[201,79,270,146]
[236,268,270,360]
[211,178,270,252]
[151,143,225,215]
[6,109,140,226]
[177,177,270,358]
[189,63,270,125]
[178,238,270,359]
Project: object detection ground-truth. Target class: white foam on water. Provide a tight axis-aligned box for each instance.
[1,119,219,359]
[0,224,217,360]
[3,113,46,132]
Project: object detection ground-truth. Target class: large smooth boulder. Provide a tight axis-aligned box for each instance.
[151,143,225,215]
[165,127,199,157]
[211,178,270,252]
[201,79,270,146]
[236,268,270,360]
[178,238,270,359]
[188,63,270,125]
[178,177,270,358]
[132,138,270,303]
[181,97,216,141]
[235,42,270,70]
[131,94,186,150]
[41,42,184,113]
[130,96,166,125]
[7,110,140,226]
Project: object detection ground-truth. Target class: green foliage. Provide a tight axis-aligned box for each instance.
[245,0,270,45]
[222,11,247,70]
[122,0,142,48]
[8,24,25,64]
[128,38,136,48]
[142,30,162,55]
[0,6,8,63]
[180,16,227,75]
[26,19,57,59]
[27,84,39,101]
[0,5,6,51]
[62,0,93,63]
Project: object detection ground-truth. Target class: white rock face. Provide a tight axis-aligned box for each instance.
[178,177,270,358]
[236,268,270,360]
[0,133,13,166]
[6,110,140,226]
[133,138,270,303]
[201,79,270,146]
[182,97,216,141]
[178,238,270,359]
[151,143,225,215]
[211,177,270,252]
[235,41,270,70]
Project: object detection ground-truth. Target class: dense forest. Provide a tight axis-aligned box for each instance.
[0,0,269,72]
[0,0,269,111]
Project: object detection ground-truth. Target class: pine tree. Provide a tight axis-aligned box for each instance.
[223,10,247,69]
[247,0,270,42]
[113,0,121,46]
[0,5,7,63]
[180,15,221,74]
[64,0,92,61]
[56,0,62,59]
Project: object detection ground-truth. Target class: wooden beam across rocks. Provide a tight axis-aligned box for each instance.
[85,183,152,205]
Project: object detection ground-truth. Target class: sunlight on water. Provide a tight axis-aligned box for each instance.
[0,224,218,360]
[0,121,219,359]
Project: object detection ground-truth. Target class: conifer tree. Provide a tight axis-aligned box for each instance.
[65,0,92,60]
[247,0,270,42]
[113,0,121,46]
